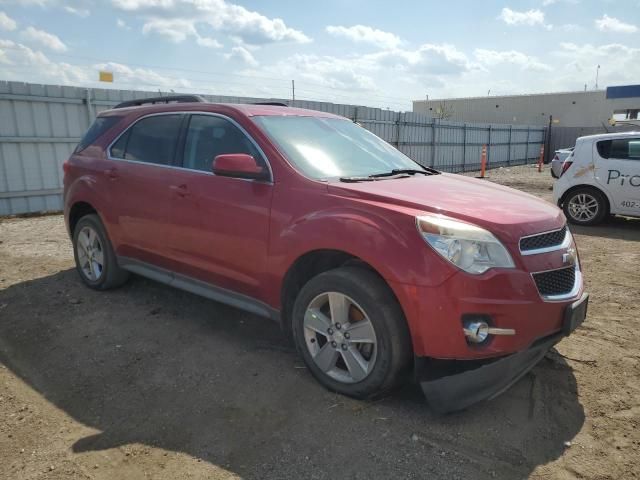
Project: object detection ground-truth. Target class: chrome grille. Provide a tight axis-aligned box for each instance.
[520,226,567,253]
[532,266,576,297]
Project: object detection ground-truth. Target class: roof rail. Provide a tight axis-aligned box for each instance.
[113,95,206,109]
[252,102,288,107]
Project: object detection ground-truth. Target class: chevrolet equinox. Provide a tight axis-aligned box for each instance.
[63,96,588,413]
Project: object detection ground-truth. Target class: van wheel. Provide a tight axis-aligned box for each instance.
[563,188,607,226]
[292,267,412,399]
[72,214,129,290]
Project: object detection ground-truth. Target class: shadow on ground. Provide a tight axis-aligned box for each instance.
[571,215,640,242]
[0,269,585,479]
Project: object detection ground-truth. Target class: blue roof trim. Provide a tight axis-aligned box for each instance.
[606,85,640,99]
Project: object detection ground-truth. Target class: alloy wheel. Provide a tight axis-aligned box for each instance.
[303,292,377,384]
[76,226,104,281]
[568,193,599,222]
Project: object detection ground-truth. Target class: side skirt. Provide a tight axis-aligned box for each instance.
[117,256,280,322]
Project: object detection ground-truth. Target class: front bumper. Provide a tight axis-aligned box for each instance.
[417,333,559,414]
[416,292,588,414]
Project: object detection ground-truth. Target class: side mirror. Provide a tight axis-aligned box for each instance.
[212,153,269,181]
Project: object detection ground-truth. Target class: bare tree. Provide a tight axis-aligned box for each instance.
[434,101,454,120]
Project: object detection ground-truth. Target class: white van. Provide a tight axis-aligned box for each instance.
[553,131,640,225]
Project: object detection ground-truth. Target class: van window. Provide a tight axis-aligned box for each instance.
[110,114,183,165]
[597,138,640,160]
[75,116,121,153]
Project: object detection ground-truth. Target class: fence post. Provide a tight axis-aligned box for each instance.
[84,88,95,123]
[507,125,512,166]
[462,123,467,171]
[394,111,401,148]
[431,119,437,168]
[525,127,530,164]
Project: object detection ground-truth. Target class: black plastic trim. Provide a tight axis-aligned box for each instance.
[117,256,280,321]
[113,95,206,109]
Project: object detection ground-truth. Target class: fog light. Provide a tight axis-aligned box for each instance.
[464,320,490,343]
[463,317,516,344]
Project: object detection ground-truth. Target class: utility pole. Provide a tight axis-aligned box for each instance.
[595,65,600,89]
[291,80,295,102]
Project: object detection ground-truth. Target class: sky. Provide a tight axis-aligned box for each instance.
[0,0,639,111]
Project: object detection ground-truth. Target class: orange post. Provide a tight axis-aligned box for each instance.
[538,145,545,173]
[480,144,487,178]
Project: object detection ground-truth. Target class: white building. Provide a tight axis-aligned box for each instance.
[413,86,640,128]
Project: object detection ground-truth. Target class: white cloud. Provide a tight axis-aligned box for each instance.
[251,42,473,102]
[141,17,222,47]
[371,43,474,76]
[0,11,17,31]
[224,45,258,66]
[0,39,88,83]
[553,42,640,89]
[595,15,638,33]
[0,37,194,90]
[542,0,579,5]
[196,36,222,48]
[116,18,131,30]
[326,25,401,49]
[21,26,67,52]
[499,7,549,28]
[64,6,90,17]
[474,49,551,71]
[112,0,311,46]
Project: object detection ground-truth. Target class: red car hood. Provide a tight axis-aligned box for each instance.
[328,172,565,243]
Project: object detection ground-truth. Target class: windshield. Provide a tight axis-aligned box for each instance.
[252,116,424,179]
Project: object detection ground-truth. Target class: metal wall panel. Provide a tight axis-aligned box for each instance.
[0,80,546,215]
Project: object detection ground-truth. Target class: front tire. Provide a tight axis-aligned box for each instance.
[292,267,412,399]
[72,214,129,290]
[563,187,607,226]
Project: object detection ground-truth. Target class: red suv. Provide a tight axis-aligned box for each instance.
[63,96,588,413]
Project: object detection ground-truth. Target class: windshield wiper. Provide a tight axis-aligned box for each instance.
[339,167,439,182]
[371,168,439,178]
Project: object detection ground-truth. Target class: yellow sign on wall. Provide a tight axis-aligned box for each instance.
[99,71,114,83]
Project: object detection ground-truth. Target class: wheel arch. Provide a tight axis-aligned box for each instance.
[279,249,409,344]
[68,201,98,236]
[558,183,611,215]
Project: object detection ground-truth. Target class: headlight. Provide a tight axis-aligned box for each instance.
[416,215,515,274]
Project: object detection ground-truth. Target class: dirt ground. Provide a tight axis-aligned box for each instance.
[1,164,639,479]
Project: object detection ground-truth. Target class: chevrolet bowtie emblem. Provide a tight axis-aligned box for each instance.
[563,247,577,266]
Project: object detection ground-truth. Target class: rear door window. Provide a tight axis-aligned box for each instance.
[75,116,121,153]
[110,114,184,166]
[182,114,262,172]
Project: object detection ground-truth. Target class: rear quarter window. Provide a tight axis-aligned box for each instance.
[596,140,611,159]
[74,116,122,153]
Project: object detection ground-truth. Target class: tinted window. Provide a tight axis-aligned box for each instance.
[597,140,611,158]
[628,139,640,160]
[598,138,640,160]
[75,116,121,153]
[110,114,183,165]
[183,115,261,172]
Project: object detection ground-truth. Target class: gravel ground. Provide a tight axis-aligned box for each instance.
[1,164,639,479]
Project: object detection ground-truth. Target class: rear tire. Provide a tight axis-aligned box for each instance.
[292,266,412,399]
[562,187,607,226]
[72,214,129,290]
